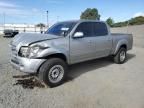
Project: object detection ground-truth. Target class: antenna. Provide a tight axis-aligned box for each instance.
[127,20,130,34]
[46,11,49,28]
[3,12,5,30]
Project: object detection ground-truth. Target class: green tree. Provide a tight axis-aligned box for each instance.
[36,23,46,28]
[112,16,144,27]
[129,16,144,25]
[36,23,46,33]
[106,17,114,27]
[80,8,100,20]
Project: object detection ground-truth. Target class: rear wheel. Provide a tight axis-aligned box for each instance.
[114,47,127,64]
[38,58,67,87]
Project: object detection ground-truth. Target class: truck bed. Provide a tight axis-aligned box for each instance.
[111,33,132,36]
[111,33,133,54]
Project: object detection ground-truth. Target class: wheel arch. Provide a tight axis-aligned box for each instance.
[114,40,128,55]
[43,53,67,62]
[120,44,127,49]
[36,53,68,74]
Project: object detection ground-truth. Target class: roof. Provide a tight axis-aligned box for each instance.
[58,19,104,24]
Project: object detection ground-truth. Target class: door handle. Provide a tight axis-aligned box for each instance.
[107,39,111,41]
[88,41,92,43]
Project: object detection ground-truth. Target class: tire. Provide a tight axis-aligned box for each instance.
[38,58,68,87]
[114,47,127,64]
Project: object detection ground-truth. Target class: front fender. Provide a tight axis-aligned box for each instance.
[36,47,69,62]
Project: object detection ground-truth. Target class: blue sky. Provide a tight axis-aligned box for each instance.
[0,0,144,24]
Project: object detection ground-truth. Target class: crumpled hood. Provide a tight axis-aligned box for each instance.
[11,33,61,46]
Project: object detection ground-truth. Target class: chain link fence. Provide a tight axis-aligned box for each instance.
[0,24,48,34]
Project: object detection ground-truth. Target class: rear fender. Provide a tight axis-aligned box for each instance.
[114,39,128,55]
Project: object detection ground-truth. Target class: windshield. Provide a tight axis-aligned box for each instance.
[45,22,77,36]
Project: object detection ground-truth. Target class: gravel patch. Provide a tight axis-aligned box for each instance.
[0,29,144,108]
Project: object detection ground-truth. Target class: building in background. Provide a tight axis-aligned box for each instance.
[0,23,54,34]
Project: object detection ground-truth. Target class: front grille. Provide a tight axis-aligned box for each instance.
[10,44,19,65]
[11,44,17,56]
[11,59,19,64]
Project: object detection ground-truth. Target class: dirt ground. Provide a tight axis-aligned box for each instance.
[0,25,144,108]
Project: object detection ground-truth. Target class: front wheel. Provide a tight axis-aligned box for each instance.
[38,58,68,87]
[113,48,127,64]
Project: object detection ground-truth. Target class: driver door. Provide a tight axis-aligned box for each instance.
[70,22,94,64]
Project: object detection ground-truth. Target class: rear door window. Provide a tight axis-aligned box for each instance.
[93,22,108,36]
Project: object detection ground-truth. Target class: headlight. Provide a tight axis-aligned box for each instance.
[19,46,30,57]
[19,44,49,58]
[29,45,45,58]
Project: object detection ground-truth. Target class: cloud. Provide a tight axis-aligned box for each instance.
[0,1,58,23]
[46,0,63,4]
[101,16,109,21]
[0,1,42,17]
[0,1,21,14]
[0,1,19,9]
[32,8,39,13]
[133,12,144,17]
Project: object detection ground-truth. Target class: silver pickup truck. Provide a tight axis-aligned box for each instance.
[10,20,133,87]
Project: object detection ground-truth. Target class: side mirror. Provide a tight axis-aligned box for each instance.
[61,27,69,31]
[61,27,69,36]
[73,32,84,38]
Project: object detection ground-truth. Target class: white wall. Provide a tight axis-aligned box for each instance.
[111,24,144,48]
[0,24,48,34]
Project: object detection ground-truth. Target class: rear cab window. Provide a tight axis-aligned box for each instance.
[93,22,108,36]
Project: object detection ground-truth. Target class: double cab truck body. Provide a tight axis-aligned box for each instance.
[10,20,133,87]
